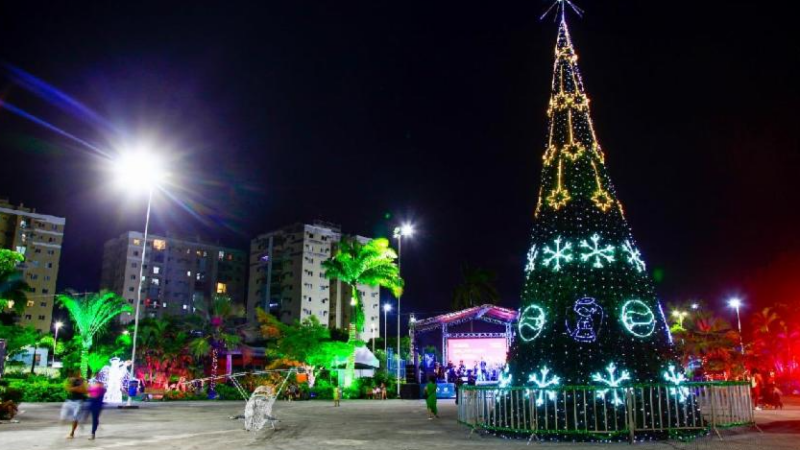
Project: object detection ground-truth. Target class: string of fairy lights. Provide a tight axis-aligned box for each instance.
[508,10,679,412]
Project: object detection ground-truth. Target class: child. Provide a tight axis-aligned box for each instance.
[424,375,438,419]
[333,383,341,407]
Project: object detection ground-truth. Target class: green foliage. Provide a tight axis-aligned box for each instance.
[0,324,37,359]
[136,317,193,384]
[322,237,404,331]
[0,249,30,314]
[0,249,24,274]
[57,291,132,378]
[162,390,208,401]
[7,379,66,402]
[278,316,331,363]
[305,341,353,369]
[213,384,244,400]
[322,237,404,386]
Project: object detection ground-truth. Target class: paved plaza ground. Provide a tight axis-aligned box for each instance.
[1,397,798,450]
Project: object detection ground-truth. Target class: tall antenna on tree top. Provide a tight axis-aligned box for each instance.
[540,0,584,22]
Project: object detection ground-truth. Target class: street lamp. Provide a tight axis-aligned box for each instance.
[393,223,414,397]
[52,321,63,366]
[728,298,744,355]
[114,149,166,405]
[383,303,391,354]
[690,303,699,310]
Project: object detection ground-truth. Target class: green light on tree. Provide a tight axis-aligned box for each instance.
[322,237,403,387]
[57,291,132,378]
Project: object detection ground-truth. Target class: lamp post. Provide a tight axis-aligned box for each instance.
[52,321,63,366]
[393,223,413,397]
[383,303,391,354]
[114,150,165,406]
[728,298,744,355]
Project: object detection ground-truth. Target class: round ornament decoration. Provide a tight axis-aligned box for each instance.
[518,304,547,342]
[620,299,656,337]
[565,297,604,342]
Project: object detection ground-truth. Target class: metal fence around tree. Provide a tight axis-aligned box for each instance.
[457,382,754,443]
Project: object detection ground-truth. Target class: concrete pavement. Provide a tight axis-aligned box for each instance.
[0,398,797,449]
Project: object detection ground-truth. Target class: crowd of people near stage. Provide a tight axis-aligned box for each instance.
[426,359,504,384]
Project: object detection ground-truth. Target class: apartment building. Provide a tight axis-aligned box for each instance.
[0,198,65,333]
[100,232,246,323]
[247,221,381,341]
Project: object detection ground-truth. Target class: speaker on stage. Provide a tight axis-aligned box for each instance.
[400,383,420,399]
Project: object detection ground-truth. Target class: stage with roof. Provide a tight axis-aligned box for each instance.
[410,304,518,396]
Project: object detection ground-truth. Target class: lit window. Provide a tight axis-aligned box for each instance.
[218,251,225,260]
[27,300,35,307]
[216,282,227,294]
[133,238,141,246]
[153,239,166,250]
[15,246,26,255]
[153,266,160,274]
[187,271,192,277]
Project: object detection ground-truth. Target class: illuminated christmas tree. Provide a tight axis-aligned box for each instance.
[507,12,674,387]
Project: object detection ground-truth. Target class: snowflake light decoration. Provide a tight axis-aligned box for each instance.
[579,233,615,268]
[663,365,690,403]
[591,362,631,406]
[542,237,573,271]
[527,366,560,406]
[622,240,646,273]
[525,245,538,273]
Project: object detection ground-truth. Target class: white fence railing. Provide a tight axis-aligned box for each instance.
[457,382,754,442]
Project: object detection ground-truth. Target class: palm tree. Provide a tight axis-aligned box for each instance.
[0,249,31,315]
[322,237,403,386]
[187,294,243,398]
[680,311,742,378]
[57,291,132,378]
[452,265,499,310]
[452,265,499,331]
[137,318,191,387]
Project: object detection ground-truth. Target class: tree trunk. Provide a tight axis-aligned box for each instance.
[344,285,361,387]
[30,347,37,374]
[345,323,356,387]
[80,348,89,379]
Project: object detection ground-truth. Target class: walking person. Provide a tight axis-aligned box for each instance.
[61,371,87,439]
[424,375,438,419]
[86,379,107,440]
[751,369,764,410]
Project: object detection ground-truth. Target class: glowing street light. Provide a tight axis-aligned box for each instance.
[52,321,63,366]
[113,149,167,406]
[728,298,744,355]
[690,303,699,310]
[392,222,414,397]
[383,303,392,354]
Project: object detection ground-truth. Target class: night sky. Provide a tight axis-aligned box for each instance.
[1,1,798,321]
